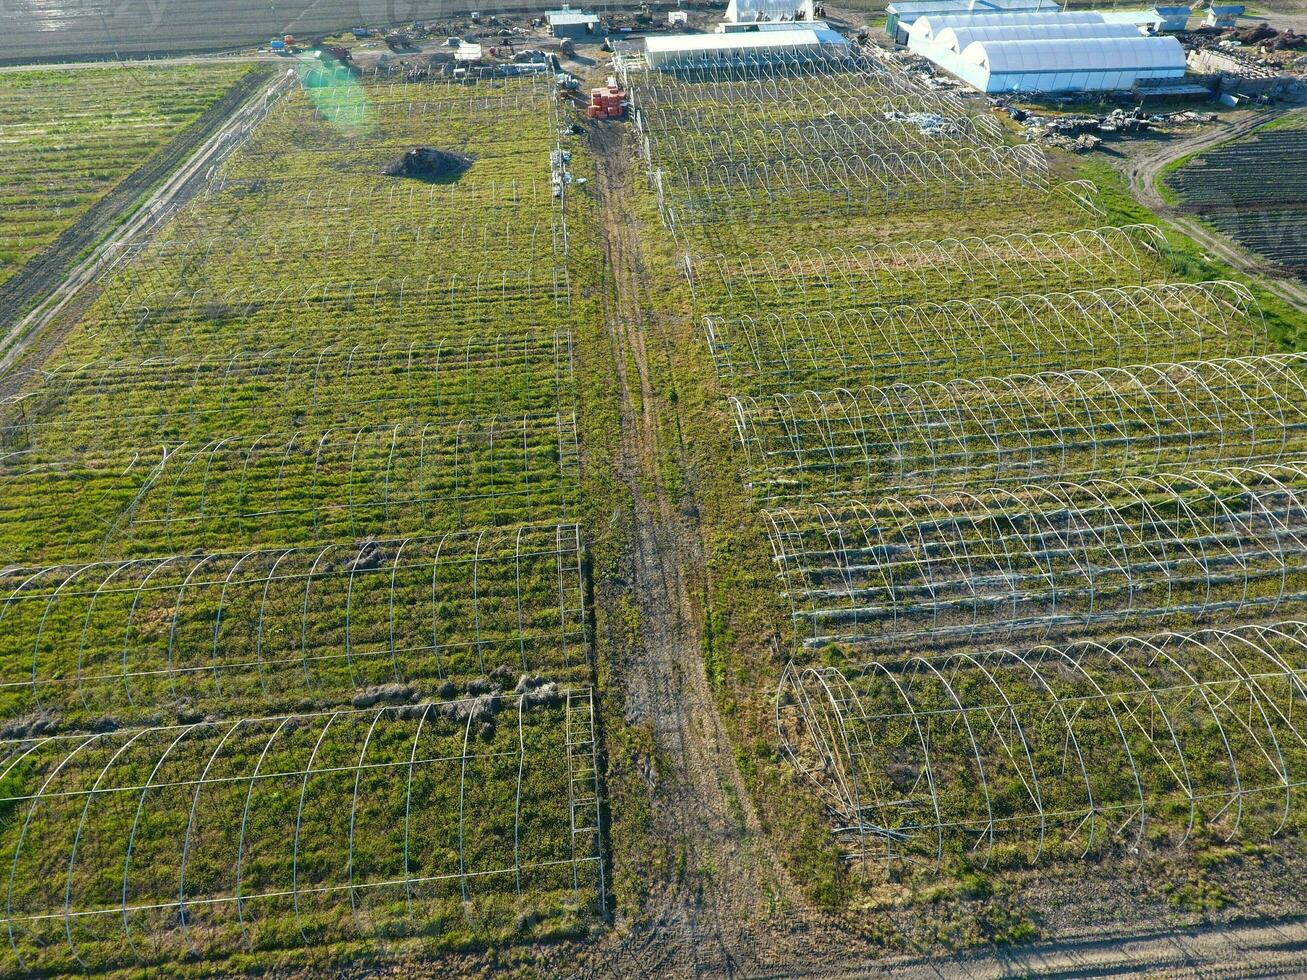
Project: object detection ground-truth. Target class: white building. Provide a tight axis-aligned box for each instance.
[908,11,1112,45]
[885,0,1062,44]
[643,26,849,68]
[724,0,817,24]
[913,19,1143,55]
[950,35,1187,91]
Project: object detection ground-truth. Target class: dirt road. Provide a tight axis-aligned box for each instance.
[582,120,817,978]
[581,116,1307,980]
[1124,109,1307,312]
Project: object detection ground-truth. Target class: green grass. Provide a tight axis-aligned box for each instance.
[0,64,256,287]
[620,57,1307,933]
[0,68,608,973]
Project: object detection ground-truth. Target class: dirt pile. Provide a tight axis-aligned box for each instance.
[381,146,474,181]
[1233,24,1304,49]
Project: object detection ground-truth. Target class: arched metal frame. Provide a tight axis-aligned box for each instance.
[0,690,606,974]
[92,271,567,351]
[0,524,588,718]
[764,462,1307,648]
[0,333,577,455]
[729,353,1307,498]
[777,621,1307,871]
[686,224,1168,309]
[704,281,1264,396]
[0,67,605,977]
[0,412,581,562]
[98,215,564,314]
[620,53,1076,234]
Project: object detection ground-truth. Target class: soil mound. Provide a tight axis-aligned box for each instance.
[382,147,474,181]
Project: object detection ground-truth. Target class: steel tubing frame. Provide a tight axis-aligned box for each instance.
[0,690,605,973]
[777,622,1307,871]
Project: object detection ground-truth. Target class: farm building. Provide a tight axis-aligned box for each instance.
[1093,5,1191,31]
[929,35,1188,92]
[884,0,1062,44]
[643,27,850,68]
[907,10,1108,45]
[910,19,1144,56]
[719,18,833,31]
[546,6,600,38]
[1205,3,1243,26]
[725,0,817,23]
[1151,6,1191,30]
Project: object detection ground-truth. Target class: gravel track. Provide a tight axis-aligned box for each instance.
[1124,108,1307,313]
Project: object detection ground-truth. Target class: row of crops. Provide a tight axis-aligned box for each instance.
[1165,113,1307,279]
[622,49,1307,872]
[0,65,604,971]
[0,64,257,288]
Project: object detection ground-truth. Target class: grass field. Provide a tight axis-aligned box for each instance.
[3,32,1307,977]
[618,47,1307,927]
[0,63,607,974]
[0,64,256,288]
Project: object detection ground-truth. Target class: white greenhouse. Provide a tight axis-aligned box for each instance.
[643,27,849,68]
[724,0,817,23]
[953,35,1187,92]
[908,11,1113,44]
[885,0,1063,43]
[926,22,1144,55]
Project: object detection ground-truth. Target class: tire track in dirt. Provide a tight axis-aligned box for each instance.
[583,122,823,979]
[1123,108,1307,313]
[579,117,1307,980]
[0,65,274,369]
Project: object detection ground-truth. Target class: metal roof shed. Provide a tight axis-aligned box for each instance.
[1152,6,1191,31]
[1205,3,1243,26]
[548,8,600,38]
[643,27,849,68]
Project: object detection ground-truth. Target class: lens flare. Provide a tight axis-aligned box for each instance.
[294,52,373,135]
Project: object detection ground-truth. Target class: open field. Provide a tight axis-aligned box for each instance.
[0,63,608,973]
[4,21,1307,979]
[1164,111,1307,281]
[0,64,256,289]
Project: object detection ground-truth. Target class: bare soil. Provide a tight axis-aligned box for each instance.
[581,120,827,978]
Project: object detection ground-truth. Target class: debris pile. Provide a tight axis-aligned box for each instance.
[382,146,474,181]
[1233,23,1305,50]
[999,103,1217,152]
[883,109,961,136]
